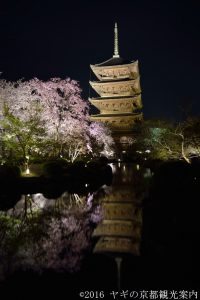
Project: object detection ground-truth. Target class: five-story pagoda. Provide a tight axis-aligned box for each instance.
[89,23,143,146]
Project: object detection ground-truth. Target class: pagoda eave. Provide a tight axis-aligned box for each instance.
[90,61,139,81]
[91,60,137,68]
[90,78,139,85]
[92,219,141,238]
[93,237,140,255]
[90,77,141,97]
[89,95,142,113]
[91,113,142,117]
[90,113,143,131]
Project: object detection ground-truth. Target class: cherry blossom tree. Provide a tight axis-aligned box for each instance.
[29,78,91,160]
[0,80,46,166]
[88,121,114,158]
[0,77,114,163]
[1,104,45,165]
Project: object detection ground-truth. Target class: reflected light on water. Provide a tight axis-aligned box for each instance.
[32,193,47,208]
[143,168,152,178]
[117,159,121,168]
[109,163,117,174]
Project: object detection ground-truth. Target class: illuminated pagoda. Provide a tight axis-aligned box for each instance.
[89,23,143,147]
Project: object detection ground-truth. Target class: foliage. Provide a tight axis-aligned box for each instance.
[29,78,90,160]
[1,103,45,164]
[42,160,68,178]
[0,78,114,164]
[0,165,20,179]
[88,122,114,158]
[136,118,200,163]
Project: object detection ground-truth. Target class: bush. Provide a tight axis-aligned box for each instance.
[42,161,64,178]
[0,165,21,180]
[66,160,86,181]
[99,156,109,165]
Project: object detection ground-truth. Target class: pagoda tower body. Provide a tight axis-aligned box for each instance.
[89,23,143,148]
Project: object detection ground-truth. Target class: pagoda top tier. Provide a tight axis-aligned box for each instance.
[91,60,139,81]
[90,23,139,81]
[93,56,132,67]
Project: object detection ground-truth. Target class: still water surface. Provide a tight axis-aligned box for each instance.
[1,162,199,294]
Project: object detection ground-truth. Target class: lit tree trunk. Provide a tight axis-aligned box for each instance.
[68,143,82,163]
[16,134,29,171]
[181,140,191,164]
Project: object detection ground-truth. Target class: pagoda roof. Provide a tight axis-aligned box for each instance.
[89,95,141,100]
[94,57,133,67]
[91,113,141,118]
[90,78,137,84]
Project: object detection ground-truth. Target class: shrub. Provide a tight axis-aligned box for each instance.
[0,165,21,180]
[42,161,64,178]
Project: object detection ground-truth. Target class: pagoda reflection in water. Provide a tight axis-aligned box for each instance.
[93,163,145,290]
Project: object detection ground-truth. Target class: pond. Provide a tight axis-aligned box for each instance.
[0,162,199,297]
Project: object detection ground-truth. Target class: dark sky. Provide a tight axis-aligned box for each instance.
[0,0,200,120]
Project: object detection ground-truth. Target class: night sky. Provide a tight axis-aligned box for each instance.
[0,0,200,121]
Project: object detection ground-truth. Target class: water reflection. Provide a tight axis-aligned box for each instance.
[0,189,103,281]
[93,163,148,256]
[92,163,150,290]
[0,163,151,286]
[8,192,95,216]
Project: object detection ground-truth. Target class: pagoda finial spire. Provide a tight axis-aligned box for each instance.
[113,22,120,58]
